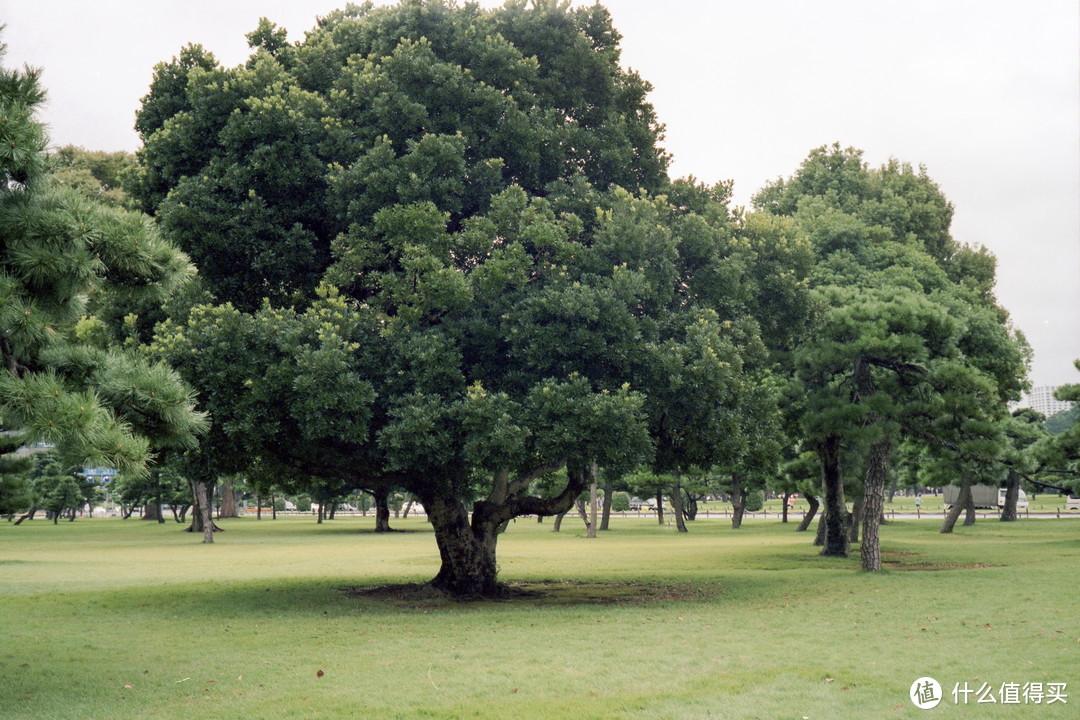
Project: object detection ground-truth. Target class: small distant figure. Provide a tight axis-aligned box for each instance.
[915,494,922,509]
[787,494,796,509]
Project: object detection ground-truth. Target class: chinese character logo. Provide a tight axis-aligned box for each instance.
[911,677,943,709]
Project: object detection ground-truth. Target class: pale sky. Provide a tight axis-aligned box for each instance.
[2,0,1077,388]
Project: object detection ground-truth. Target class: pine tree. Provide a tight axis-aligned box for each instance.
[0,39,206,481]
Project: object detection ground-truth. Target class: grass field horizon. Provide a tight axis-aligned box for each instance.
[2,514,1076,719]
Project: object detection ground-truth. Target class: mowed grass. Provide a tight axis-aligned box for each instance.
[0,514,1077,720]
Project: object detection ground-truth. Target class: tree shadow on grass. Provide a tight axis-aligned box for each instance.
[343,579,722,608]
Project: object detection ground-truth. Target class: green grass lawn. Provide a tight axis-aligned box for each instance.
[1,514,1076,719]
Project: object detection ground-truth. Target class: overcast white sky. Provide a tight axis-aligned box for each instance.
[2,0,1077,388]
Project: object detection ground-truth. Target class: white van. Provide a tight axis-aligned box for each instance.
[997,488,1029,511]
[1066,496,1080,511]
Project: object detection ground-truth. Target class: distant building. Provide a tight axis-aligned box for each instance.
[1016,386,1075,418]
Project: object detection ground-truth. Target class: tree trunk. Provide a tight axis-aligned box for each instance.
[849,496,863,544]
[374,487,393,532]
[586,473,598,539]
[655,488,664,525]
[270,493,277,520]
[575,498,591,530]
[963,487,976,526]
[402,499,413,519]
[1000,471,1020,522]
[195,481,214,543]
[218,478,238,519]
[814,506,827,545]
[819,436,850,556]
[599,476,613,531]
[683,489,698,521]
[730,474,746,529]
[782,492,791,524]
[796,494,819,532]
[426,494,502,598]
[14,508,37,525]
[256,492,262,520]
[886,471,899,504]
[941,472,972,533]
[670,479,688,533]
[142,504,163,522]
[553,510,566,532]
[316,502,324,524]
[860,438,891,571]
[186,482,221,534]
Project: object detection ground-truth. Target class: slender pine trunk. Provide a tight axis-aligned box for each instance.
[195,481,214,543]
[819,436,849,556]
[860,438,891,571]
[941,473,972,533]
[796,494,819,532]
[730,474,746,529]
[1000,471,1020,522]
[671,477,688,532]
[599,476,613,531]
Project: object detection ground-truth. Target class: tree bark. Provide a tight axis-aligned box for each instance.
[425,494,503,598]
[142,504,163,522]
[14,508,37,525]
[402,499,413,519]
[670,478,688,533]
[860,438,891,571]
[940,472,972,534]
[575,498,591,529]
[683,489,698,521]
[655,488,664,525]
[849,496,863,544]
[796,494,819,532]
[586,473,598,539]
[782,492,791,524]
[1000,471,1020,522]
[599,476,613,531]
[186,481,221,534]
[553,510,566,532]
[818,436,850,556]
[195,481,214,543]
[730,474,746,529]
[218,478,238,519]
[963,487,976,526]
[374,487,393,532]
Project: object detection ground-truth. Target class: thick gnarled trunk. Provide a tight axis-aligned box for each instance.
[426,495,502,598]
[423,465,585,598]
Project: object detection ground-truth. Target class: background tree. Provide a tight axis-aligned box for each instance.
[756,144,1029,568]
